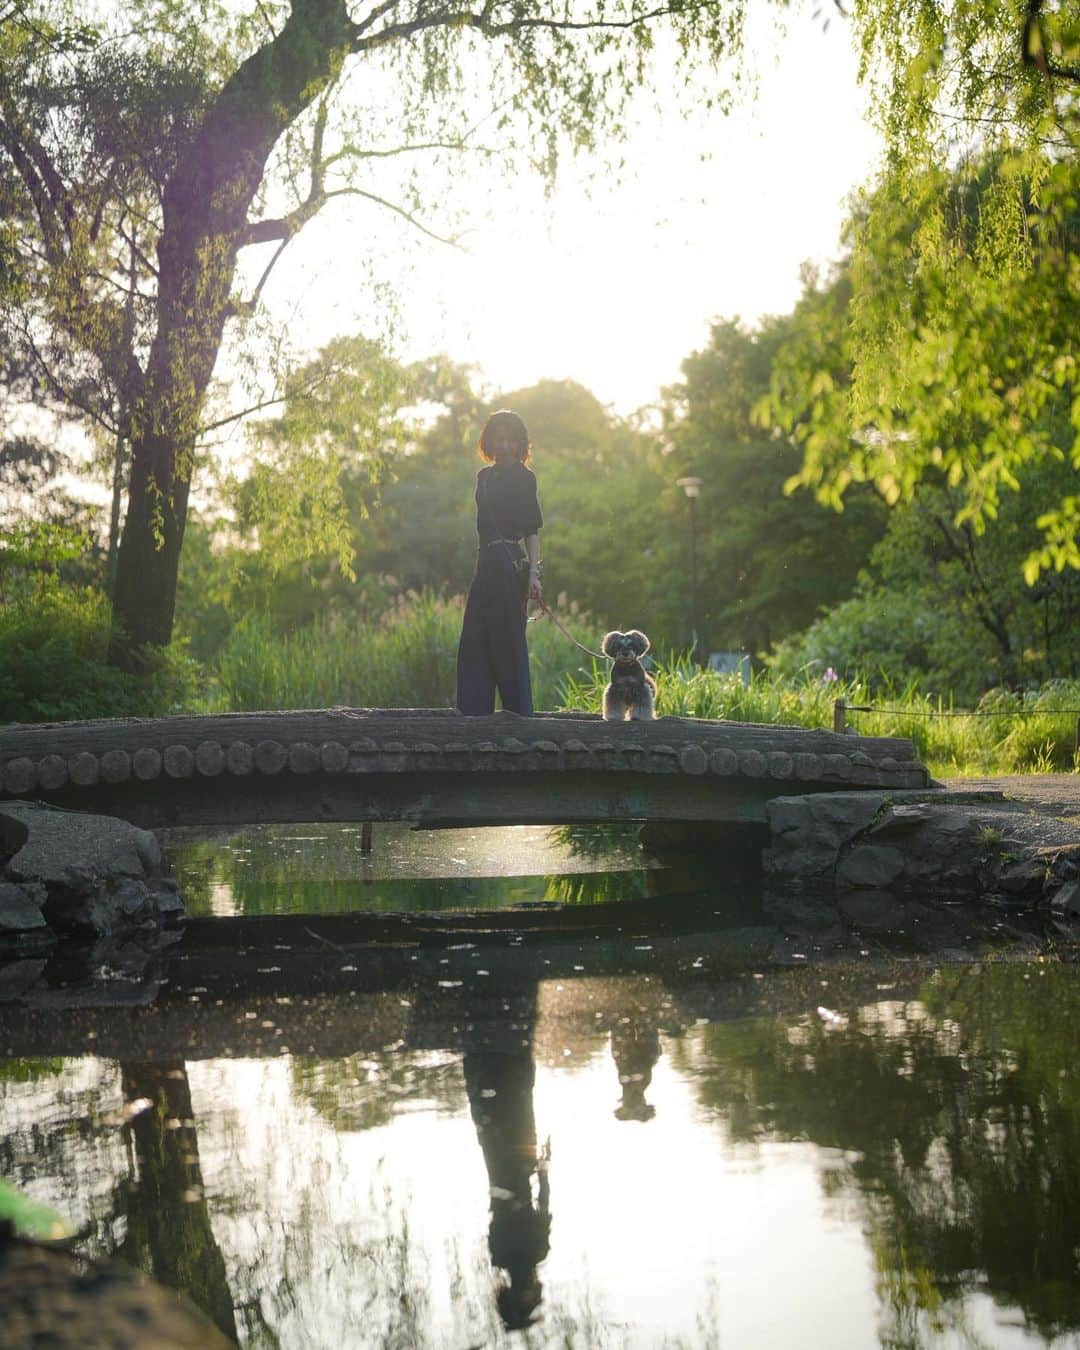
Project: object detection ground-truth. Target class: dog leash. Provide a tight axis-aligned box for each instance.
[530,597,610,663]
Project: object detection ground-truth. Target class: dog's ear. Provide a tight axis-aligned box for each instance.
[602,631,623,657]
[625,630,650,656]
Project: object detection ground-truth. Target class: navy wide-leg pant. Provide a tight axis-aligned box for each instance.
[456,546,533,715]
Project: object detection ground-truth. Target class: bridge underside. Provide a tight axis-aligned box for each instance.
[0,709,933,831]
[24,768,792,831]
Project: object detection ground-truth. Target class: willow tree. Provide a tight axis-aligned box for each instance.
[0,0,748,664]
[773,0,1078,583]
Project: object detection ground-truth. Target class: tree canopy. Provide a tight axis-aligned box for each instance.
[0,0,751,660]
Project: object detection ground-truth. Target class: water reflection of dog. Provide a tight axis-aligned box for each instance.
[463,1037,551,1330]
[611,1019,662,1122]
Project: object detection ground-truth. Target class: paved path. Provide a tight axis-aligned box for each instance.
[944,774,1080,819]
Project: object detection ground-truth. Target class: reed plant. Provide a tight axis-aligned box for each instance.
[559,659,1080,778]
[209,588,603,713]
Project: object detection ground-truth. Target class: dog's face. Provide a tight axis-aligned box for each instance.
[602,630,650,662]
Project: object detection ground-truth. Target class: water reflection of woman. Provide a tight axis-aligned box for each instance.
[456,410,543,716]
[463,1045,551,1329]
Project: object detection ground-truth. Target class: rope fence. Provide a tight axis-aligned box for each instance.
[833,698,1080,755]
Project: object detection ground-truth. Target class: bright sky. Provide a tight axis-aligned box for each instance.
[247,6,882,417]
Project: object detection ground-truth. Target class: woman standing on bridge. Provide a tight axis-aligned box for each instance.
[456,410,543,716]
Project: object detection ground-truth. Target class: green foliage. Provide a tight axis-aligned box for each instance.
[0,585,201,723]
[560,655,846,724]
[0,436,104,601]
[228,335,418,587]
[769,465,1080,700]
[1,0,758,654]
[662,313,887,654]
[769,0,1080,576]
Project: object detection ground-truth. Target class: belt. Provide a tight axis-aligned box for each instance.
[485,538,521,547]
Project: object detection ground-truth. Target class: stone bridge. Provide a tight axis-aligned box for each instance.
[0,708,932,831]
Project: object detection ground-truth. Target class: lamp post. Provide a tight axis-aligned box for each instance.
[676,477,704,663]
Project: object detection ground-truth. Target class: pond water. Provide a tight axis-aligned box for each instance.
[3,825,1080,1348]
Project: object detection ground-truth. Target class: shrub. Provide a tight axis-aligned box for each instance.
[0,586,202,723]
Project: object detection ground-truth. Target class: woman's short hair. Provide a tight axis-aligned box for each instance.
[478,409,531,463]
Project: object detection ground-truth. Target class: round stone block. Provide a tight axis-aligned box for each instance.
[320,741,349,773]
[679,745,708,775]
[738,749,767,778]
[163,744,195,779]
[37,754,68,791]
[793,752,824,780]
[288,741,319,774]
[100,749,132,784]
[767,751,794,779]
[254,740,288,774]
[708,748,739,775]
[195,741,226,776]
[3,757,36,794]
[822,753,853,779]
[226,741,254,775]
[133,747,162,781]
[69,752,99,787]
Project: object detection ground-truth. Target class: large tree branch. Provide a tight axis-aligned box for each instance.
[243,183,460,248]
[197,361,342,436]
[0,114,66,258]
[350,2,681,52]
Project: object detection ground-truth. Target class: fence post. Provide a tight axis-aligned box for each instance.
[833,698,847,735]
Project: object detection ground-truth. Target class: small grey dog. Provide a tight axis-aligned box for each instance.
[602,630,657,721]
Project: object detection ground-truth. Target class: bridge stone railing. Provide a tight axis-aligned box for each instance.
[0,708,933,829]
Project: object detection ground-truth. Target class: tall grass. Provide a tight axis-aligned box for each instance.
[560,658,1080,778]
[210,589,604,713]
[208,595,1080,776]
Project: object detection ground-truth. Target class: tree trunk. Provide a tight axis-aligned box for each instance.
[108,430,191,662]
[107,0,354,668]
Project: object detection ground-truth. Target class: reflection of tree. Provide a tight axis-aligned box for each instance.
[542,869,648,906]
[292,1052,467,1132]
[0,1058,64,1084]
[550,824,644,863]
[689,965,1080,1342]
[117,1062,238,1343]
[463,987,550,1332]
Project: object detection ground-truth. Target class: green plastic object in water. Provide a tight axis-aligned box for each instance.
[0,1179,74,1242]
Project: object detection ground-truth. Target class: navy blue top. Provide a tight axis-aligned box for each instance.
[475,462,543,545]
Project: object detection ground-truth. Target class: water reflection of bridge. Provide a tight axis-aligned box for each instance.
[0,708,931,830]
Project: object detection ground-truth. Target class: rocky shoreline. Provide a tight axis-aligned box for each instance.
[0,801,185,1000]
[764,786,1080,915]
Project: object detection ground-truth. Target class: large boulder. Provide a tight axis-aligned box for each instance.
[0,801,184,955]
[764,787,1080,909]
